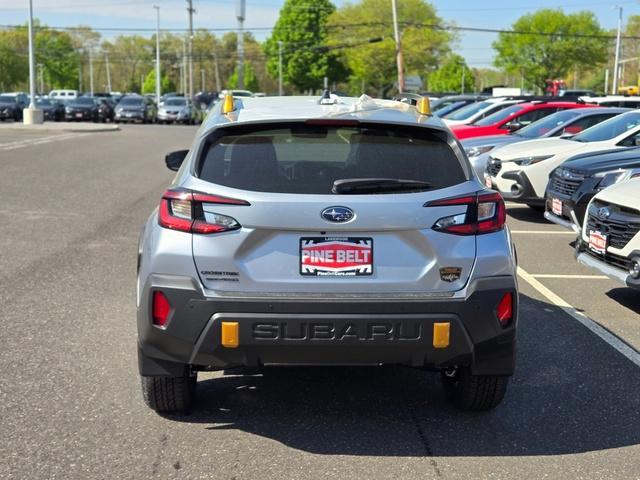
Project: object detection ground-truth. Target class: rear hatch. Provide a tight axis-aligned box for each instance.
[184,121,489,295]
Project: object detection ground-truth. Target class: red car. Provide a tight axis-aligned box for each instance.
[450,102,596,140]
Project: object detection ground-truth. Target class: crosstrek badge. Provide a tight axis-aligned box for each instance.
[300,237,373,276]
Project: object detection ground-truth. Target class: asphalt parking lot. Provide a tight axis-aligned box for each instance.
[1,125,639,479]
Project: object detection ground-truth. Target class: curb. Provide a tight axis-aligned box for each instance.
[0,123,120,134]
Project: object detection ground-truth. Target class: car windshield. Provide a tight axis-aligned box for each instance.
[198,124,466,194]
[36,99,52,106]
[516,110,583,138]
[443,101,492,120]
[71,98,94,106]
[165,98,186,106]
[571,111,640,142]
[119,97,144,106]
[0,95,16,103]
[433,101,467,117]
[474,105,524,126]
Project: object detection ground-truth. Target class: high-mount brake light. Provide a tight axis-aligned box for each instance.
[158,188,249,234]
[425,192,506,235]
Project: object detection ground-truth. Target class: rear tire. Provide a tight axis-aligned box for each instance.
[441,367,509,411]
[141,372,197,414]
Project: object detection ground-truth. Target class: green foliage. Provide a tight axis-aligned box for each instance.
[36,29,79,89]
[264,0,346,92]
[142,68,175,95]
[493,9,607,91]
[327,0,452,96]
[428,54,474,93]
[228,63,260,92]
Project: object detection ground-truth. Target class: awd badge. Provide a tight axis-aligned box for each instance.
[440,267,462,282]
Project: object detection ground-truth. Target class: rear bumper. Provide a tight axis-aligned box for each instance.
[137,275,518,376]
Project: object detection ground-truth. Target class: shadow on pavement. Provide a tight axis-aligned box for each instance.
[606,288,640,315]
[506,206,549,224]
[168,294,640,457]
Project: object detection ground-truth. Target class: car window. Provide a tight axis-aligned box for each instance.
[443,101,492,120]
[0,95,16,103]
[474,105,524,126]
[509,107,559,128]
[72,98,95,106]
[119,97,144,106]
[517,110,582,138]
[165,99,186,106]
[555,113,618,136]
[572,112,640,142]
[618,130,640,147]
[198,124,466,194]
[433,101,467,117]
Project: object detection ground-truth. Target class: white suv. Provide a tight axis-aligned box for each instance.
[485,111,640,209]
[576,177,640,289]
[442,98,522,126]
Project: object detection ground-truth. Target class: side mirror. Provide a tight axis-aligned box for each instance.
[634,137,640,147]
[505,121,523,132]
[559,131,575,139]
[165,150,189,171]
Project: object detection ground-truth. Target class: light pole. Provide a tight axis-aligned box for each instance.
[186,0,195,99]
[278,40,283,96]
[236,0,246,89]
[201,68,205,91]
[105,53,112,94]
[88,47,94,96]
[153,5,161,106]
[24,0,43,124]
[391,0,404,93]
[612,6,623,95]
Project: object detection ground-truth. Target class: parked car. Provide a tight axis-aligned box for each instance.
[430,95,487,117]
[451,101,595,140]
[136,94,518,414]
[114,95,157,123]
[581,96,640,108]
[0,93,28,121]
[64,96,100,121]
[575,177,640,290]
[157,97,197,124]
[218,89,253,98]
[559,89,595,97]
[35,97,64,121]
[485,110,640,209]
[442,97,523,126]
[464,108,629,178]
[49,89,79,103]
[544,148,640,231]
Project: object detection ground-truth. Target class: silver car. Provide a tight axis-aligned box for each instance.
[136,94,518,413]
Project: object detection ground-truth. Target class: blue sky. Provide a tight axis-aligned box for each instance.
[0,0,636,67]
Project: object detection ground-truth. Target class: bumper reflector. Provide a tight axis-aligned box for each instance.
[221,322,239,348]
[433,322,450,349]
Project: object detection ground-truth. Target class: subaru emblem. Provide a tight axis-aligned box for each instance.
[321,206,355,223]
[597,207,611,221]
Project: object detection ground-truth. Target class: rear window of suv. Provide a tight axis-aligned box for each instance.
[197,123,467,194]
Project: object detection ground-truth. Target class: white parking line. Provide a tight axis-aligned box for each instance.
[511,230,576,235]
[531,274,609,279]
[517,266,640,368]
[0,133,81,151]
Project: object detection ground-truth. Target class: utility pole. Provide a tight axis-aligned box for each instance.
[37,63,44,94]
[89,48,94,96]
[25,0,42,124]
[182,38,187,95]
[186,0,195,99]
[391,0,404,93]
[612,5,623,95]
[278,40,283,96]
[236,0,246,89]
[461,65,465,94]
[213,51,221,92]
[153,5,161,105]
[105,53,112,94]
[605,69,609,94]
[201,69,205,91]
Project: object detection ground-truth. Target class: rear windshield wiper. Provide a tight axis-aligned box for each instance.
[332,178,434,194]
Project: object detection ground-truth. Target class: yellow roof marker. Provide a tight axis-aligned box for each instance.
[222,94,235,114]
[416,96,431,116]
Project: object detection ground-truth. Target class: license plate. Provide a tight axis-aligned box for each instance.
[300,237,373,276]
[588,230,607,255]
[485,176,492,188]
[126,113,132,118]
[552,198,563,216]
[75,113,82,118]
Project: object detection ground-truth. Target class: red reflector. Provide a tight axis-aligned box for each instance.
[496,292,513,327]
[192,192,250,205]
[152,291,171,328]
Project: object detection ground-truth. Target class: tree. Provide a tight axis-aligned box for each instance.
[228,63,260,92]
[264,0,346,92]
[327,0,452,97]
[493,9,607,92]
[428,54,474,92]
[142,69,175,95]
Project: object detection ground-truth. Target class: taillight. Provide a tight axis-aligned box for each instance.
[425,192,506,235]
[152,291,171,328]
[496,292,514,328]
[158,188,249,234]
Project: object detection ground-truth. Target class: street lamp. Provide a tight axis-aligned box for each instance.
[612,6,623,95]
[153,6,161,106]
[24,0,43,124]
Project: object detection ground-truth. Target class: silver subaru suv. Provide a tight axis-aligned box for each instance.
[137,94,518,413]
